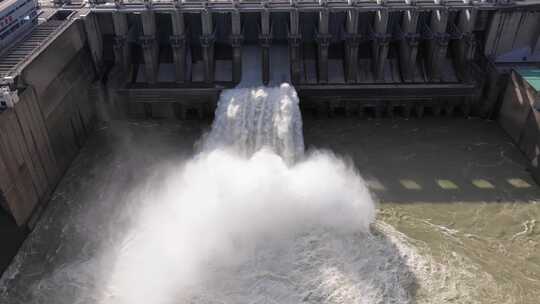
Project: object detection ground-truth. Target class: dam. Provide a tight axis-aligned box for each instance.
[1,0,540,303]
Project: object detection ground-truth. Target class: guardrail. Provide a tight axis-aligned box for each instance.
[0,10,78,86]
[37,0,540,12]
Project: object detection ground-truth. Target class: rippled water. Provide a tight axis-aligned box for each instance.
[0,118,539,304]
[380,202,540,303]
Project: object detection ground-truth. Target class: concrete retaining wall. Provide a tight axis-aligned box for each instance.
[498,69,540,183]
[0,21,97,226]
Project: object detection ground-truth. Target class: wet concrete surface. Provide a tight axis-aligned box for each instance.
[0,117,539,303]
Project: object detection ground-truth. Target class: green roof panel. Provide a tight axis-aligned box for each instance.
[516,68,540,92]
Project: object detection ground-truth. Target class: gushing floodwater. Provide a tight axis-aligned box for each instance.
[101,76,418,302]
[203,84,304,162]
[97,46,434,303]
[2,119,540,304]
[3,47,539,304]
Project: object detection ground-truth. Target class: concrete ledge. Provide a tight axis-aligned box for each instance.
[498,68,540,184]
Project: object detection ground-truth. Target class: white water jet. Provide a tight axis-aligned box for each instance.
[103,148,379,304]
[203,83,304,162]
[101,54,414,303]
[203,46,302,161]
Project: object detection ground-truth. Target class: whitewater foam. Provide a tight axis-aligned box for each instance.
[203,83,303,162]
[100,82,414,303]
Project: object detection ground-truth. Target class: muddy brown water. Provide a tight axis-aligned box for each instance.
[0,118,539,303]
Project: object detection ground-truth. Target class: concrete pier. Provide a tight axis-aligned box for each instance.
[140,11,159,84]
[371,9,390,81]
[316,6,330,83]
[170,11,186,83]
[289,8,302,84]
[260,8,271,85]
[112,12,131,72]
[344,9,360,83]
[200,8,215,84]
[426,9,449,82]
[398,9,419,82]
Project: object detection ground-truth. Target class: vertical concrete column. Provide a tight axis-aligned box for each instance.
[534,33,540,55]
[288,8,302,84]
[140,11,159,84]
[372,9,390,81]
[170,11,186,83]
[344,9,360,83]
[455,8,477,82]
[427,8,449,81]
[316,8,331,83]
[260,7,271,85]
[82,13,104,75]
[534,17,540,55]
[484,12,504,59]
[201,8,215,84]
[230,9,243,84]
[112,12,131,71]
[479,62,506,118]
[398,9,419,82]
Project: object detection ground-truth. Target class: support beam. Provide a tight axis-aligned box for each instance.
[316,8,331,84]
[140,11,159,84]
[170,11,186,83]
[455,8,477,82]
[372,9,390,81]
[533,16,540,55]
[344,9,360,83]
[535,33,540,55]
[231,9,243,84]
[427,8,449,82]
[201,9,215,84]
[288,8,302,84]
[82,13,104,75]
[260,8,271,85]
[112,12,131,71]
[398,9,419,82]
[484,12,504,59]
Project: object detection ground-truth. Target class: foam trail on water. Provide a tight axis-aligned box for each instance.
[102,149,379,304]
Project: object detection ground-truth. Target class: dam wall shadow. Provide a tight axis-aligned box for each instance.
[303,117,540,204]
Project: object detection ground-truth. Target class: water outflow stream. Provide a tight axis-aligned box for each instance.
[202,46,303,161]
[1,46,538,303]
[101,56,419,303]
[203,83,304,162]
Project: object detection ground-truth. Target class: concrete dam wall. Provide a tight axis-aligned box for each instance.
[0,0,539,227]
[0,20,97,226]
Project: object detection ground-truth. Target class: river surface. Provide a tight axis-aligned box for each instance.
[1,117,539,304]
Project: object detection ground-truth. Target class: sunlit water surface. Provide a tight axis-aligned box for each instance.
[0,119,539,304]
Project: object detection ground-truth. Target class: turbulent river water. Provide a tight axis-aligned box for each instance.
[1,48,539,303]
[0,117,539,304]
[101,83,406,303]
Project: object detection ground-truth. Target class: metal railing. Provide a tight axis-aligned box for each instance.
[35,0,538,10]
[0,10,77,86]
